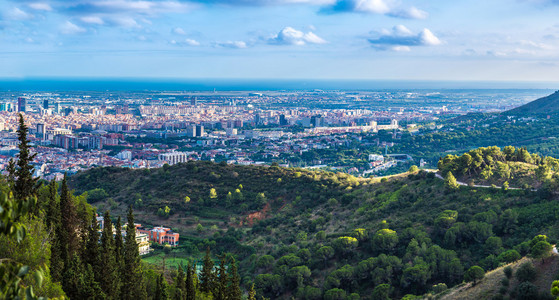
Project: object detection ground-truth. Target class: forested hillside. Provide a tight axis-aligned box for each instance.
[438,146,559,189]
[70,153,559,299]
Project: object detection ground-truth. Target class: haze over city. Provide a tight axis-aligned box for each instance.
[2,0,559,82]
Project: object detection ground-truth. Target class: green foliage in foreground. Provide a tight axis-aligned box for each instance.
[67,149,559,299]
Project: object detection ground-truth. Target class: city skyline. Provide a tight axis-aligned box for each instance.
[2,0,559,82]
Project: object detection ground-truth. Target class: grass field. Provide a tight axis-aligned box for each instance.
[142,251,204,270]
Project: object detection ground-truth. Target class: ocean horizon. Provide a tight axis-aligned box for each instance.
[0,78,557,92]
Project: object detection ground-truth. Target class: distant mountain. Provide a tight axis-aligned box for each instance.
[506,90,559,115]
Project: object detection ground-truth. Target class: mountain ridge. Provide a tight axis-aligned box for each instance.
[506,90,559,115]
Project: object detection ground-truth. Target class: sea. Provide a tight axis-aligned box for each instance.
[0,78,557,92]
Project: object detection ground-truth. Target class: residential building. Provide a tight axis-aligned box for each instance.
[137,225,180,247]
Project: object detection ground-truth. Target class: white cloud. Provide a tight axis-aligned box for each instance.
[80,1,193,15]
[173,27,186,35]
[268,27,327,45]
[107,16,141,28]
[80,16,105,25]
[60,21,87,34]
[368,25,441,51]
[217,41,247,48]
[185,39,200,46]
[28,3,53,11]
[326,0,427,19]
[8,7,34,20]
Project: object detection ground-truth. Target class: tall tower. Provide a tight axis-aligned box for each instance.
[43,100,49,110]
[17,97,26,112]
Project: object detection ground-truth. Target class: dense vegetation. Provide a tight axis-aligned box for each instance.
[1,115,245,299]
[70,146,559,299]
[438,146,559,189]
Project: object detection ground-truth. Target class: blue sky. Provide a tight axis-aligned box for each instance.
[2,0,559,81]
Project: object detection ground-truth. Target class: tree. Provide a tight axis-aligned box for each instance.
[516,262,537,283]
[444,171,460,189]
[551,280,559,299]
[175,265,186,300]
[59,174,79,271]
[122,205,146,300]
[46,180,64,283]
[155,273,169,300]
[408,165,419,173]
[185,261,196,300]
[464,266,484,285]
[228,257,242,300]
[209,188,218,199]
[373,229,399,252]
[114,216,124,277]
[372,284,391,300]
[516,282,539,300]
[101,211,120,298]
[199,247,215,295]
[531,240,553,263]
[214,255,228,300]
[8,114,39,202]
[83,214,102,284]
[248,283,256,300]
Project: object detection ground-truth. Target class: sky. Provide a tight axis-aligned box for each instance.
[2,0,559,82]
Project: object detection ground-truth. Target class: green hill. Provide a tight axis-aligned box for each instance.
[69,157,559,299]
[506,90,559,115]
[438,145,559,189]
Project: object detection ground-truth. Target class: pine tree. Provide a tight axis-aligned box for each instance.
[228,257,242,300]
[214,255,228,300]
[174,265,186,300]
[445,171,460,189]
[199,247,215,295]
[101,211,120,299]
[185,262,196,300]
[122,205,146,300]
[9,114,39,202]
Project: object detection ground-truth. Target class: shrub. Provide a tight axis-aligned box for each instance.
[515,262,537,283]
[503,266,513,279]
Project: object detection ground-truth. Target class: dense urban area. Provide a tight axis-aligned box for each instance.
[0,89,549,180]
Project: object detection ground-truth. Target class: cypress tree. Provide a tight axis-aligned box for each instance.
[185,261,196,300]
[45,179,60,230]
[9,113,39,202]
[114,216,124,268]
[199,247,215,295]
[174,265,186,300]
[214,255,228,300]
[122,205,146,300]
[248,283,256,300]
[84,214,102,280]
[228,257,242,300]
[155,273,169,300]
[101,211,120,299]
[47,179,64,282]
[59,174,79,270]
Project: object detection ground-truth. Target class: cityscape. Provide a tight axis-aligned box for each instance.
[0,89,550,180]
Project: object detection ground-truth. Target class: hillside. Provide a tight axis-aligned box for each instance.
[438,146,559,190]
[69,158,559,299]
[441,254,559,300]
[506,90,559,115]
